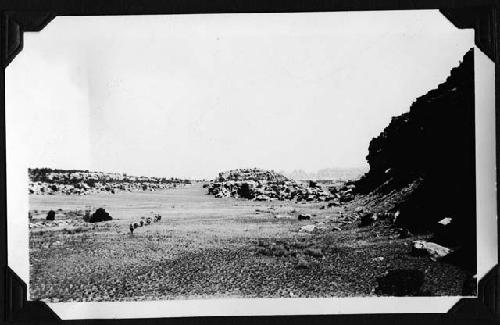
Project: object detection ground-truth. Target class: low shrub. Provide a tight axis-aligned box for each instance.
[62,227,88,235]
[46,210,55,221]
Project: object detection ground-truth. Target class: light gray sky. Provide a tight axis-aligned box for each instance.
[6,11,473,179]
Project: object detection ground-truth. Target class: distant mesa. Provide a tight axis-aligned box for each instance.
[282,168,367,181]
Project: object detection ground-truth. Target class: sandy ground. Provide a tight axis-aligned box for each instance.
[29,184,474,302]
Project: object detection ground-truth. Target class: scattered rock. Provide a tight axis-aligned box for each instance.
[397,227,412,238]
[255,195,271,202]
[309,180,319,188]
[274,215,293,219]
[327,201,339,208]
[298,214,311,221]
[359,212,377,227]
[300,225,316,232]
[296,257,310,269]
[305,248,323,258]
[257,240,269,247]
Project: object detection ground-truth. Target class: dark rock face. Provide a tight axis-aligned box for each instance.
[356,49,476,271]
[359,212,377,227]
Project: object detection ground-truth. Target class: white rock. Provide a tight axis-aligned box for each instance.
[412,240,453,261]
[438,217,453,226]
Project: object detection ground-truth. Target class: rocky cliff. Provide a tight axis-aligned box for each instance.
[355,49,476,271]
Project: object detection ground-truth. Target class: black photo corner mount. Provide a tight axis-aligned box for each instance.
[0,2,498,323]
[2,11,55,69]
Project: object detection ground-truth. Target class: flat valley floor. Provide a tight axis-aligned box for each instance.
[29,184,473,301]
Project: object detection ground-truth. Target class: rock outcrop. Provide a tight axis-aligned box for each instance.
[207,168,341,202]
[355,49,476,271]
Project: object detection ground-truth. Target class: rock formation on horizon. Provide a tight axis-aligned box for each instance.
[207,168,337,202]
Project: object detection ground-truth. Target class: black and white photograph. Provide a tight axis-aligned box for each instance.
[4,8,497,319]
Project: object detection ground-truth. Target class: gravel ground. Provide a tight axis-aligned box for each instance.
[29,184,475,302]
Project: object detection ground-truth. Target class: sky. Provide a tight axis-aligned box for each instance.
[6,10,474,179]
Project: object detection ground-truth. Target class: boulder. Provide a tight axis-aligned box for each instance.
[84,208,113,223]
[411,240,453,261]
